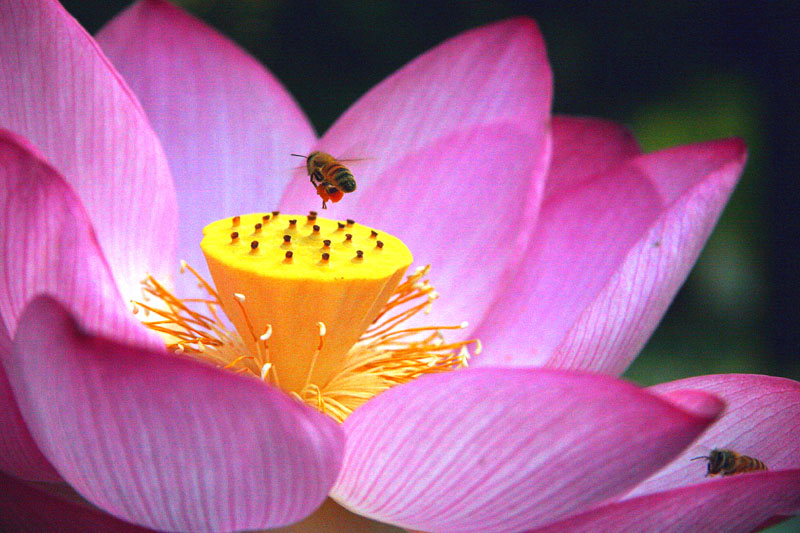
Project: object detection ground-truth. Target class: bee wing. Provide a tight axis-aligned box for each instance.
[279,165,310,182]
[336,157,374,163]
[331,157,374,177]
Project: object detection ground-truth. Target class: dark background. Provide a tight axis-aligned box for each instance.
[62,0,800,386]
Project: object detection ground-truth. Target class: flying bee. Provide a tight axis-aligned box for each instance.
[292,151,357,209]
[691,449,767,477]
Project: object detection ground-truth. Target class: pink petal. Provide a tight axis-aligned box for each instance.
[0,264,52,483]
[627,374,800,497]
[533,470,800,533]
[0,129,159,481]
[0,470,152,532]
[542,115,642,199]
[281,18,552,336]
[331,368,721,532]
[355,125,549,337]
[282,16,551,204]
[5,296,344,531]
[0,360,61,482]
[0,130,157,346]
[0,0,177,300]
[475,138,746,373]
[96,0,316,297]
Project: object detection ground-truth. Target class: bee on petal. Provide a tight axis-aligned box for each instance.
[293,151,357,209]
[691,448,767,477]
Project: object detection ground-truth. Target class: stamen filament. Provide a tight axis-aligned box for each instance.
[304,322,326,390]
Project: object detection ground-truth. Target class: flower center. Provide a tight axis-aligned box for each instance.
[134,212,477,422]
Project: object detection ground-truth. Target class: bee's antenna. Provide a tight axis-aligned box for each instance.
[690,456,708,461]
[290,153,307,158]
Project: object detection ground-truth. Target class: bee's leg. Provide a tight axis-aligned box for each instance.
[316,182,330,209]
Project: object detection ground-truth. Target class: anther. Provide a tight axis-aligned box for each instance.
[376,240,384,249]
[232,215,241,227]
[250,240,259,254]
[346,219,355,227]
[180,260,188,273]
[253,223,262,234]
[370,230,378,239]
[230,232,240,244]
[234,293,246,303]
[260,363,272,380]
[131,302,139,314]
[260,324,273,342]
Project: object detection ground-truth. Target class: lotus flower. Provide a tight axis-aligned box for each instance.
[0,0,798,531]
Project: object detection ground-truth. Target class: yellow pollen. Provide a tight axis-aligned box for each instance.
[135,212,476,422]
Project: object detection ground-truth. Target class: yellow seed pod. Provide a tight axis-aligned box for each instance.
[200,212,413,393]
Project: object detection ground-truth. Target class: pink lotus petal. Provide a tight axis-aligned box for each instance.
[0,0,177,300]
[0,268,53,483]
[0,470,151,532]
[0,360,61,482]
[532,470,800,533]
[97,0,316,297]
[282,18,552,335]
[627,374,800,497]
[0,255,54,483]
[0,129,157,347]
[475,138,746,373]
[6,296,344,531]
[354,125,550,337]
[281,16,551,205]
[0,129,159,481]
[542,115,642,200]
[331,368,721,532]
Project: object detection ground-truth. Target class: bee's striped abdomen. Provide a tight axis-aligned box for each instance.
[738,455,767,474]
[323,162,357,192]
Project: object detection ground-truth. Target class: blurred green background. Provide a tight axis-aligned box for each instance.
[60,1,799,531]
[62,0,800,384]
